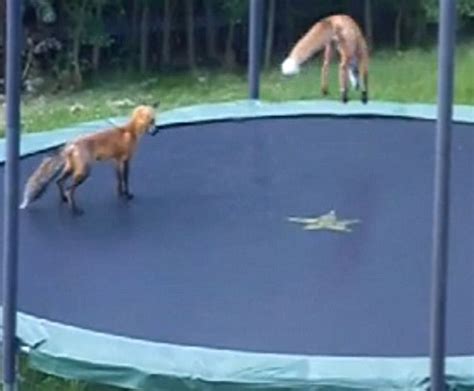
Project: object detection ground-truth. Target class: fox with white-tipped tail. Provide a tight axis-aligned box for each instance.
[281,14,369,104]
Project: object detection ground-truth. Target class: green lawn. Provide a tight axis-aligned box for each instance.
[2,43,473,139]
[16,364,121,391]
[1,44,474,391]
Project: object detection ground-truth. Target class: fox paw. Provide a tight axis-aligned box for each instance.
[72,207,84,216]
[120,192,134,201]
[361,91,368,104]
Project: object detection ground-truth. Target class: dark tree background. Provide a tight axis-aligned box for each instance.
[0,0,472,92]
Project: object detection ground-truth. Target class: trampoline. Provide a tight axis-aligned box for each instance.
[1,101,474,390]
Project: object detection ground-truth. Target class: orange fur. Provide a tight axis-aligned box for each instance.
[281,14,369,104]
[20,104,158,215]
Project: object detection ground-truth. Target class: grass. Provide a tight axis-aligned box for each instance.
[1,44,474,391]
[1,42,473,138]
[3,355,121,391]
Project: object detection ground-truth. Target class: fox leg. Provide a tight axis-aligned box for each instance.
[56,166,72,203]
[65,168,89,215]
[337,43,351,103]
[339,61,349,103]
[122,160,134,200]
[359,56,369,104]
[116,162,125,197]
[320,44,332,96]
[116,159,133,200]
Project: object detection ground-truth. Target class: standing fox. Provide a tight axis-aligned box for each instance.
[19,103,159,215]
[281,14,369,104]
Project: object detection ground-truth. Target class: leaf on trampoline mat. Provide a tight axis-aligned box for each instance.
[287,210,360,232]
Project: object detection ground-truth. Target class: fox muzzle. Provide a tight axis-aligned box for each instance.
[149,125,160,135]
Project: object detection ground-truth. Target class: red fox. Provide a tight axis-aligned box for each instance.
[281,14,369,104]
[19,103,159,215]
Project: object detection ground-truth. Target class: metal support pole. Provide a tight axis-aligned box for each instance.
[248,0,263,100]
[430,0,457,390]
[2,0,23,390]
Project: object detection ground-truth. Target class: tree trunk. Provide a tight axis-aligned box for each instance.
[72,33,83,88]
[264,0,276,69]
[92,3,103,73]
[414,9,427,45]
[128,0,140,70]
[22,37,34,81]
[71,0,89,88]
[185,0,196,70]
[161,0,172,67]
[140,1,150,72]
[204,0,217,61]
[284,0,294,48]
[224,20,236,69]
[92,45,101,73]
[394,1,405,50]
[364,0,373,50]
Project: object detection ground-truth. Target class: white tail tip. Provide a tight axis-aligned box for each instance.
[281,57,300,76]
[19,199,29,209]
[349,70,357,88]
[348,67,360,90]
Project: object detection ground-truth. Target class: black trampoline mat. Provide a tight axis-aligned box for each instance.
[1,116,473,357]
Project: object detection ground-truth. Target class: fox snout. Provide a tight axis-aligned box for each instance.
[148,118,159,135]
[149,125,159,135]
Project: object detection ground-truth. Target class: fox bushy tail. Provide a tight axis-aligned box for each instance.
[281,20,333,75]
[19,151,65,209]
